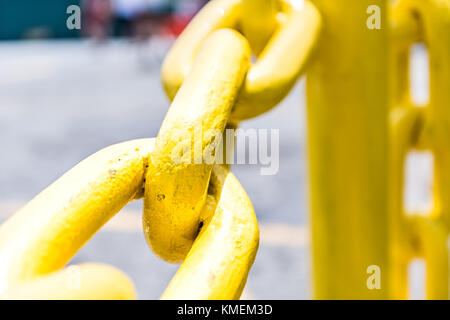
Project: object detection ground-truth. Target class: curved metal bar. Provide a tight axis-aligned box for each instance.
[144,29,251,263]
[0,139,155,298]
[161,0,322,121]
[161,165,259,299]
[0,139,258,300]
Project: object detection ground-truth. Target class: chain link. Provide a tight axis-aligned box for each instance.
[162,0,322,121]
[145,0,321,263]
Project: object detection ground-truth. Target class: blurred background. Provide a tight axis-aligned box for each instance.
[0,0,431,299]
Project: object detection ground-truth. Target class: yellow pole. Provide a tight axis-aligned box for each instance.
[306,0,392,299]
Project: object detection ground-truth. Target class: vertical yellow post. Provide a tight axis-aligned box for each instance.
[306,0,392,299]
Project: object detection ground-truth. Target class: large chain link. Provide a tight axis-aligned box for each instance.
[144,29,251,263]
[144,0,322,263]
[162,0,322,121]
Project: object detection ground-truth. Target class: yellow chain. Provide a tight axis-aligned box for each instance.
[0,139,258,299]
[162,0,322,121]
[144,29,251,263]
[2,0,446,301]
[0,0,321,299]
[146,0,322,264]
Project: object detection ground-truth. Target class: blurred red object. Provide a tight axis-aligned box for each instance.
[160,0,209,37]
[82,0,113,39]
[161,14,194,37]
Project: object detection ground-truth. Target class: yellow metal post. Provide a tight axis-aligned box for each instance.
[306,0,392,299]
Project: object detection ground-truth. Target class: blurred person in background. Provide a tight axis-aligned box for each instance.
[81,0,209,40]
[162,0,209,37]
[82,0,113,40]
[110,0,171,39]
[110,0,208,39]
[108,0,209,69]
[131,1,173,41]
[111,0,149,37]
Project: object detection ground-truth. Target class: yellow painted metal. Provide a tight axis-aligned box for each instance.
[408,0,450,228]
[388,105,422,299]
[232,1,322,120]
[1,0,319,300]
[161,0,322,121]
[0,139,258,299]
[148,0,322,263]
[162,165,259,299]
[0,139,152,294]
[388,0,450,299]
[307,0,449,299]
[2,0,446,301]
[240,0,279,55]
[144,29,251,263]
[409,216,448,299]
[420,0,450,298]
[2,263,136,300]
[0,139,152,299]
[161,0,242,100]
[2,0,312,300]
[306,0,391,299]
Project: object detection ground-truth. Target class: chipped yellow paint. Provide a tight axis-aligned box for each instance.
[144,29,251,263]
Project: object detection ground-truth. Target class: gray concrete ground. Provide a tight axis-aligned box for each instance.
[0,40,430,299]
